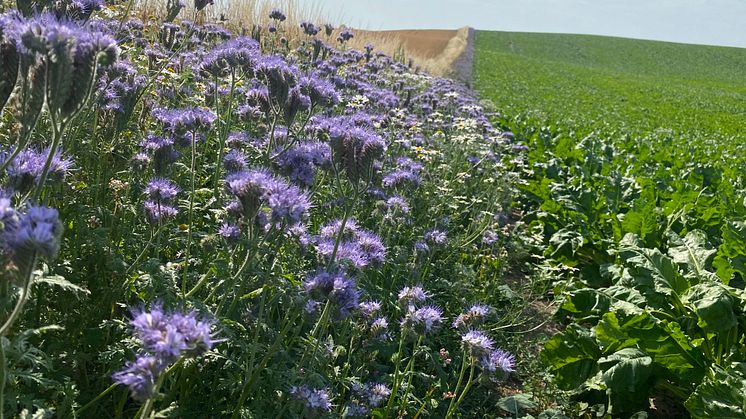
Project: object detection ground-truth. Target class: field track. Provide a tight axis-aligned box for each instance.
[359,28,476,82]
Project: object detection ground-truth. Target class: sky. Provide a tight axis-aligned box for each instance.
[302,0,746,49]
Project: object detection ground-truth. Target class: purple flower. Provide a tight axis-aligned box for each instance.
[225,169,276,212]
[452,303,492,329]
[223,149,248,174]
[264,181,311,226]
[328,122,386,183]
[4,205,62,262]
[299,76,339,108]
[300,21,319,36]
[4,148,73,192]
[303,270,360,318]
[482,230,499,246]
[397,285,427,306]
[337,29,354,43]
[424,229,447,246]
[274,141,331,187]
[480,349,516,376]
[112,355,160,402]
[358,301,381,319]
[143,200,178,223]
[461,330,495,357]
[269,9,286,22]
[152,107,216,136]
[130,305,214,361]
[290,385,332,412]
[218,223,241,240]
[144,178,180,201]
[401,305,443,334]
[364,383,391,407]
[315,219,386,268]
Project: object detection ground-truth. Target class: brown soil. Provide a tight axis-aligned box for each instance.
[357,29,458,58]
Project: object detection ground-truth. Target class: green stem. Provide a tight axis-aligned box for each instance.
[0,254,37,337]
[32,120,65,202]
[385,332,408,414]
[399,336,423,413]
[181,132,198,296]
[453,362,476,409]
[446,350,470,418]
[75,383,118,416]
[0,336,5,419]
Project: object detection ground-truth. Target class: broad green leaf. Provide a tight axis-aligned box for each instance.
[598,348,652,415]
[547,228,585,266]
[682,282,737,333]
[713,220,746,285]
[541,324,601,390]
[558,288,610,318]
[595,310,704,382]
[497,393,537,416]
[667,230,717,280]
[685,366,746,419]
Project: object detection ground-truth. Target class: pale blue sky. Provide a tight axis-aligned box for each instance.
[304,0,746,48]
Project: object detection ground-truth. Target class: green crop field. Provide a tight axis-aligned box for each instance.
[475,31,746,417]
[475,31,746,137]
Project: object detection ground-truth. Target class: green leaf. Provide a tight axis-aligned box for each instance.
[598,348,653,415]
[547,228,585,266]
[541,324,601,390]
[713,220,746,284]
[685,366,746,419]
[667,230,717,280]
[34,274,90,296]
[617,233,689,307]
[682,282,737,333]
[497,393,537,416]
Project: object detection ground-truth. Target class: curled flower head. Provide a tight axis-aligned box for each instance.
[303,269,360,318]
[452,303,492,330]
[479,348,516,378]
[401,305,442,334]
[397,285,427,307]
[461,330,495,357]
[144,178,180,201]
[112,355,160,402]
[269,9,286,22]
[290,385,332,412]
[5,205,63,264]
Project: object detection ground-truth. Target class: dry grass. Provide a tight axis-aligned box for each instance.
[130,0,470,77]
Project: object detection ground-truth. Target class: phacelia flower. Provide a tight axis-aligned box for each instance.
[5,205,63,263]
[303,270,360,318]
[461,330,495,357]
[290,385,332,412]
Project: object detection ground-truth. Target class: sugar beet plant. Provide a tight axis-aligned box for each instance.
[0,4,524,417]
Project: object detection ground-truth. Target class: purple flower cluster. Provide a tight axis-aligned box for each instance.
[315,219,386,269]
[452,303,492,330]
[2,205,62,267]
[152,107,216,138]
[303,269,360,318]
[224,168,310,230]
[2,147,72,193]
[289,385,333,412]
[113,305,214,401]
[273,141,331,186]
[328,121,386,183]
[143,178,180,223]
[383,157,423,189]
[269,9,287,22]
